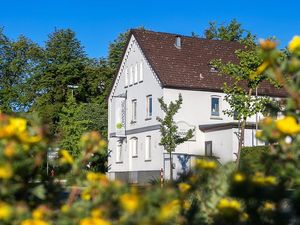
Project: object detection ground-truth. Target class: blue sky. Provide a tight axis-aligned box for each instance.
[1,0,299,58]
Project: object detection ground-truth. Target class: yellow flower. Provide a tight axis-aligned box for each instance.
[21,219,51,225]
[60,204,70,213]
[217,198,242,214]
[81,189,91,201]
[119,193,139,213]
[32,206,48,220]
[0,202,12,220]
[86,172,108,185]
[252,173,277,186]
[233,173,246,183]
[195,159,217,170]
[9,118,27,133]
[288,35,300,53]
[59,150,74,165]
[255,130,263,139]
[4,142,15,158]
[18,132,42,144]
[91,208,103,218]
[262,201,276,211]
[80,217,111,225]
[158,200,180,221]
[276,116,300,135]
[255,61,269,76]
[178,183,191,193]
[260,39,277,51]
[0,163,13,180]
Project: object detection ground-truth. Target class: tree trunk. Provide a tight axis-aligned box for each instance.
[236,88,253,170]
[169,151,173,181]
[236,118,246,170]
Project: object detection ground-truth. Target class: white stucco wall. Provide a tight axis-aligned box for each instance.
[108,36,164,174]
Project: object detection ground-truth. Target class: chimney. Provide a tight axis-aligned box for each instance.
[175,35,181,49]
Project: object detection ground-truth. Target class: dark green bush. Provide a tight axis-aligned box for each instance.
[240,146,270,173]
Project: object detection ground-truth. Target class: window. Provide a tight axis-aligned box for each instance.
[205,141,212,157]
[139,62,143,81]
[132,99,137,122]
[130,137,138,157]
[211,96,220,117]
[134,63,138,83]
[145,136,151,160]
[116,143,123,162]
[146,95,153,118]
[125,68,128,86]
[129,66,133,85]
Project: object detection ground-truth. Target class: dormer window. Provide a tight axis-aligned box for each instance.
[210,66,218,73]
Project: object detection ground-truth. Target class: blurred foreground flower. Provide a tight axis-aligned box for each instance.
[0,202,12,220]
[276,116,300,135]
[288,35,300,54]
[195,159,217,170]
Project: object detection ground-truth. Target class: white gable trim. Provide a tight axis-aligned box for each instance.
[109,34,162,101]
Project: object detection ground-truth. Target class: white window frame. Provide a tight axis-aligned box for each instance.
[146,95,153,118]
[145,136,151,161]
[129,65,133,85]
[116,143,123,163]
[139,62,143,81]
[134,63,138,83]
[132,99,137,122]
[125,68,128,87]
[130,137,138,157]
[211,95,221,118]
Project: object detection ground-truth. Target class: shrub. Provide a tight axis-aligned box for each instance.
[240,146,270,173]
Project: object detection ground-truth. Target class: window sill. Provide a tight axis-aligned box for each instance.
[145,159,151,162]
[130,121,137,124]
[145,117,152,121]
[132,155,138,158]
[139,80,143,83]
[116,161,123,164]
[210,116,222,120]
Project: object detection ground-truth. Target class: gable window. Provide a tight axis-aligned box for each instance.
[129,66,133,85]
[145,136,151,161]
[132,99,137,122]
[130,137,138,157]
[211,96,220,117]
[116,142,123,163]
[146,95,153,118]
[134,63,138,83]
[125,68,128,87]
[139,62,143,81]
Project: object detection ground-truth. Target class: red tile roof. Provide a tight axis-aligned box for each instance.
[131,29,286,97]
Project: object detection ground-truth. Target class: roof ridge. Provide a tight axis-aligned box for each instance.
[130,28,241,44]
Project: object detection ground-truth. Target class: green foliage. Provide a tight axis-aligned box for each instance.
[204,19,253,42]
[240,146,270,173]
[0,28,42,112]
[157,94,194,180]
[58,94,92,157]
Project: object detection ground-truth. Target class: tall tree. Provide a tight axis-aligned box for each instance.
[29,28,88,135]
[0,28,41,112]
[208,20,275,169]
[157,94,193,181]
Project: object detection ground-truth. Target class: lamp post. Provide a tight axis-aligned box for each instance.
[67,85,79,97]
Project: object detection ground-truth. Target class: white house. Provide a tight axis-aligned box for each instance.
[107,29,285,184]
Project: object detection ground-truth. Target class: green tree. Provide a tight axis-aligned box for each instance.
[28,28,88,135]
[58,94,91,157]
[208,20,275,169]
[157,94,194,181]
[204,19,251,41]
[0,28,41,112]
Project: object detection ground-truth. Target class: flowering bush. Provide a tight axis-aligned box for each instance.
[1,36,300,225]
